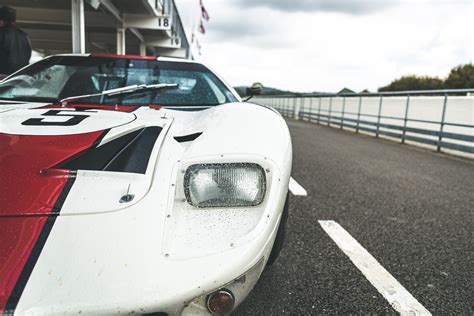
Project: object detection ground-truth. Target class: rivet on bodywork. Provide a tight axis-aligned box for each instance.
[167,215,171,218]
[165,254,169,257]
[265,168,271,173]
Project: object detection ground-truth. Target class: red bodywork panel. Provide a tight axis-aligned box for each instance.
[43,103,140,113]
[91,53,157,61]
[0,131,105,313]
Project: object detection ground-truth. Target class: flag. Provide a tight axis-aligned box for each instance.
[200,0,210,21]
[195,38,202,55]
[198,20,206,34]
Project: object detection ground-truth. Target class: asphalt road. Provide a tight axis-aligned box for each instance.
[235,119,474,315]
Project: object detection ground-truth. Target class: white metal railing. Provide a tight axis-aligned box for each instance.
[255,89,474,156]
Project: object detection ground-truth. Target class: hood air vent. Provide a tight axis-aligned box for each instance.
[174,132,202,143]
[58,127,162,174]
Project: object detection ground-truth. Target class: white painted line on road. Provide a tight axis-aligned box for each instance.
[289,177,307,196]
[319,220,431,316]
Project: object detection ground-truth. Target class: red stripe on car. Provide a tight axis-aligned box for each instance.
[91,53,157,61]
[43,104,140,113]
[0,131,106,314]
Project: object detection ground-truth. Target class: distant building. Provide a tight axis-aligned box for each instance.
[337,87,356,94]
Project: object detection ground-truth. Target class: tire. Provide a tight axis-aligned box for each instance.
[266,192,289,266]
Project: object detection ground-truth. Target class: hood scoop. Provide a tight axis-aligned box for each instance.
[58,127,162,174]
[174,132,202,143]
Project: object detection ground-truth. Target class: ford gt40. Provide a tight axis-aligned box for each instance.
[0,54,292,316]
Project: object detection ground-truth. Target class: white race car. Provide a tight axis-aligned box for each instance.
[0,54,292,316]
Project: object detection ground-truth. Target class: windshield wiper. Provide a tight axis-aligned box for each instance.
[0,96,58,103]
[59,83,179,106]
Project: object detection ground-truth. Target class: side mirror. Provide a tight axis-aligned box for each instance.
[244,82,263,101]
[246,82,263,96]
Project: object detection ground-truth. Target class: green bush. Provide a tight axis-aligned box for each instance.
[378,63,473,91]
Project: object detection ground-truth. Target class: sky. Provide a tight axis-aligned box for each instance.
[176,0,474,93]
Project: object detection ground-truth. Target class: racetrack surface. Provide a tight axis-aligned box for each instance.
[235,119,474,315]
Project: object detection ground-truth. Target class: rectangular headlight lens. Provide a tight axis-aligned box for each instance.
[184,163,266,208]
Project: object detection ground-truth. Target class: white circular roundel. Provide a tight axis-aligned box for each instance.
[0,108,136,135]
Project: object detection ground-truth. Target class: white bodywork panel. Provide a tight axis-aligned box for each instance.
[0,59,292,315]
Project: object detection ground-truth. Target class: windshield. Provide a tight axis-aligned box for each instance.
[0,56,238,106]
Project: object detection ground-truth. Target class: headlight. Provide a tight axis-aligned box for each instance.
[184,163,266,208]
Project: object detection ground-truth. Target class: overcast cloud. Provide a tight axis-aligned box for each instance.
[177,0,473,92]
[232,0,396,14]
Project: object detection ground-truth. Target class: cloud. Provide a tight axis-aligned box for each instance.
[178,0,473,92]
[203,4,288,48]
[232,0,397,14]
[208,14,267,41]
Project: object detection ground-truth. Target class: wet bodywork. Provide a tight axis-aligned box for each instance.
[0,57,292,316]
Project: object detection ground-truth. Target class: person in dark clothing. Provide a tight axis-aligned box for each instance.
[0,6,32,75]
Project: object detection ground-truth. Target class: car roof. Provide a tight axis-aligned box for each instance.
[48,53,198,64]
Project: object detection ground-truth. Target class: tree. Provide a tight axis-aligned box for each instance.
[378,75,444,92]
[378,63,474,91]
[444,63,474,89]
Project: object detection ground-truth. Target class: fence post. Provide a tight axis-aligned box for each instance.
[356,96,362,133]
[437,93,448,152]
[317,97,322,124]
[296,97,300,120]
[341,96,346,129]
[376,96,383,137]
[401,95,410,144]
[328,97,333,126]
[287,97,291,117]
[293,97,298,119]
[308,97,314,122]
[300,97,304,120]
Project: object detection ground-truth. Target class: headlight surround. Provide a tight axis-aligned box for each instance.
[184,163,266,208]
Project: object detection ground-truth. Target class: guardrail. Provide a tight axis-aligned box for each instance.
[254,89,474,157]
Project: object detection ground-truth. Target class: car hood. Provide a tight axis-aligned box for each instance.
[0,101,290,218]
[0,100,293,315]
[0,104,168,216]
